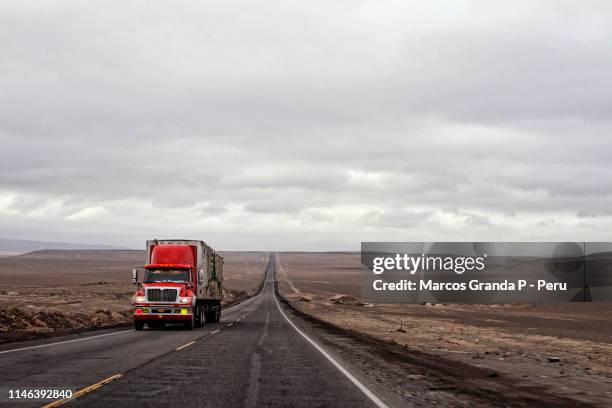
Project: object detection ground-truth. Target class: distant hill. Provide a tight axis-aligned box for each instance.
[15,249,144,261]
[0,238,128,256]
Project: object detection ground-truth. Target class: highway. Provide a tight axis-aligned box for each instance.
[0,256,387,408]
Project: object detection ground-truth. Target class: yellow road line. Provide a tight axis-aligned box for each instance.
[42,374,123,408]
[175,340,196,351]
[211,329,220,334]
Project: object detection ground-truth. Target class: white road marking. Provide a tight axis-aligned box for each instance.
[273,288,389,408]
[0,330,133,355]
[211,329,220,334]
[227,323,233,327]
[176,341,196,351]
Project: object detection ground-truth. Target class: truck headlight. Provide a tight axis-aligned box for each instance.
[134,295,146,303]
[179,297,191,304]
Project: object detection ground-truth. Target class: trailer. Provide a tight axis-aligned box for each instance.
[131,239,223,330]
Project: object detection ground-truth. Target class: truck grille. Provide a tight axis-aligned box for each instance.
[146,288,179,302]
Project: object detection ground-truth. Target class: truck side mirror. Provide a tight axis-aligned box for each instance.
[132,268,139,284]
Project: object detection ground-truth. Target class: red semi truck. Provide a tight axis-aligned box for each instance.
[131,239,223,330]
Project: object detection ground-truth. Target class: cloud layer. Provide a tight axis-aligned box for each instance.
[2,1,612,249]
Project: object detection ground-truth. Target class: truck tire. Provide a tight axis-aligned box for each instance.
[184,319,193,330]
[204,301,221,323]
[194,304,203,328]
[134,321,144,331]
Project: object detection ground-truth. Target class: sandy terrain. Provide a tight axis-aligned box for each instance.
[0,250,268,343]
[277,252,612,407]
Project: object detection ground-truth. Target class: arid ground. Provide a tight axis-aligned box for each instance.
[0,250,268,343]
[276,252,612,407]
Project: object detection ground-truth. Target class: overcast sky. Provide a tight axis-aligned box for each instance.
[1,1,612,250]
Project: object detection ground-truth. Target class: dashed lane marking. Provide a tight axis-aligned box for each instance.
[211,329,220,334]
[176,341,196,351]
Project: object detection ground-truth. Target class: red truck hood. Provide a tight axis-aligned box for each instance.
[141,282,187,288]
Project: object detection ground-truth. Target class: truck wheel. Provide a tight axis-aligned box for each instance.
[215,310,221,323]
[134,321,144,331]
[194,304,203,328]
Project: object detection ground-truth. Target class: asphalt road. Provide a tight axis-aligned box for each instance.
[0,256,384,408]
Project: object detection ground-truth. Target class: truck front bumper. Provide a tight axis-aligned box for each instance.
[133,305,193,321]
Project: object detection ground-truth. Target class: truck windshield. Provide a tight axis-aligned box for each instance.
[144,269,190,283]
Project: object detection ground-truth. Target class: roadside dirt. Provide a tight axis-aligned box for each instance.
[276,252,612,407]
[0,250,268,343]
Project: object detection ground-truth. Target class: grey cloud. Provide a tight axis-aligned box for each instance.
[362,209,433,229]
[465,213,492,227]
[536,219,557,228]
[198,203,228,216]
[244,202,298,215]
